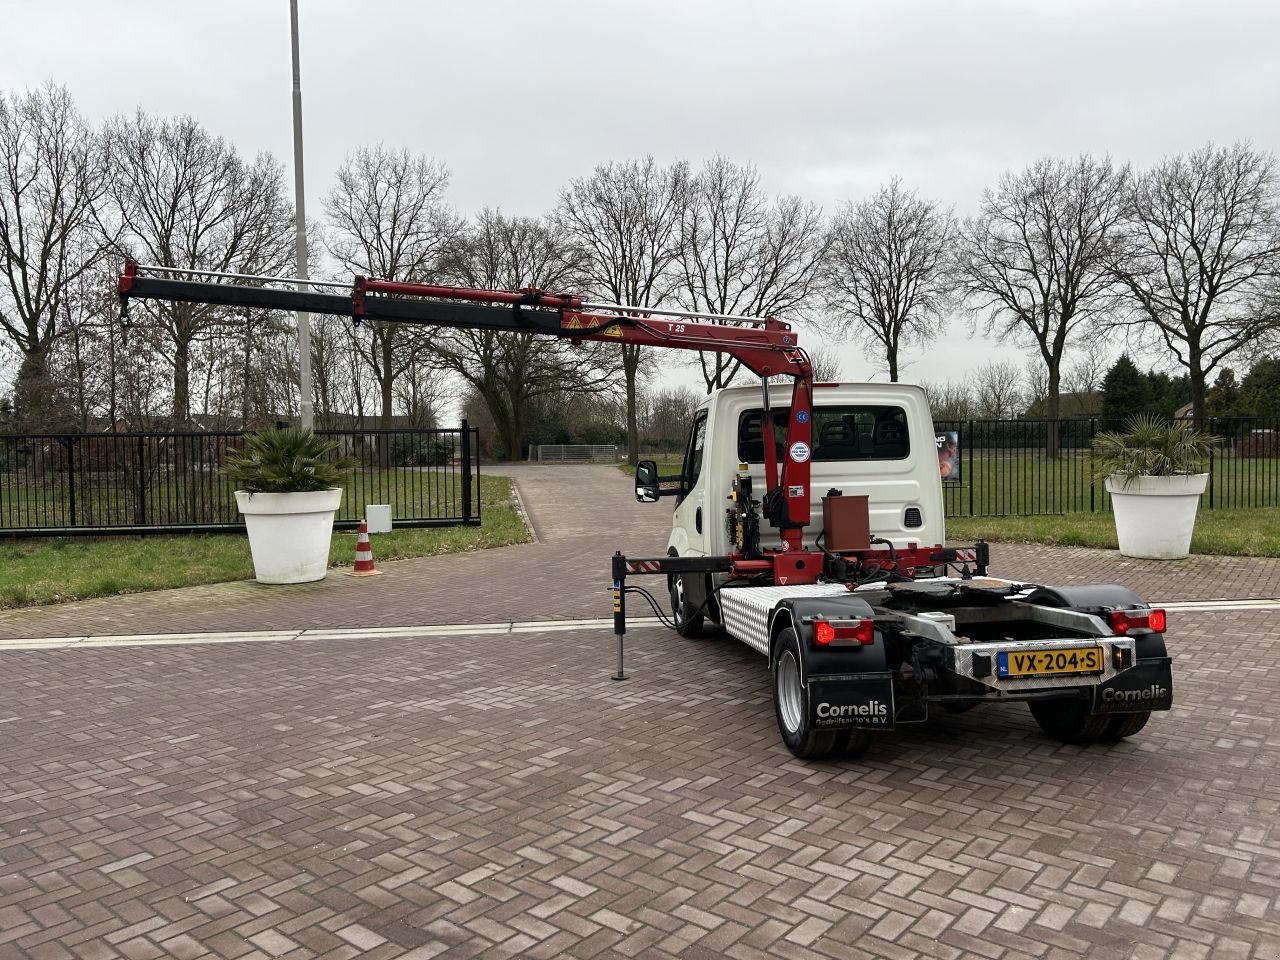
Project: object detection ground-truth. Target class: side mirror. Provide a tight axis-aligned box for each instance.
[635,459,661,502]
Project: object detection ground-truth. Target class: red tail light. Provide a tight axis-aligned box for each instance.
[813,618,875,646]
[1108,608,1166,634]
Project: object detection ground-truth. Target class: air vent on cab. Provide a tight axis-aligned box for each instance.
[904,507,923,528]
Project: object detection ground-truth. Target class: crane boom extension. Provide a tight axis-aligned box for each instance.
[116,260,816,551]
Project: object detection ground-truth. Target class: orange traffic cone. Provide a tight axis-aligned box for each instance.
[346,519,382,577]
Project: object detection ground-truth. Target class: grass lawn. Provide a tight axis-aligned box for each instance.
[948,508,1280,557]
[0,474,529,610]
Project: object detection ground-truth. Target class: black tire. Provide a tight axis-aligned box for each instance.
[669,572,705,638]
[833,728,874,758]
[771,627,839,759]
[1105,711,1151,739]
[1028,698,1110,743]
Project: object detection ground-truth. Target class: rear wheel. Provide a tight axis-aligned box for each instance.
[1028,698,1110,743]
[833,728,874,758]
[669,572,705,638]
[772,627,839,759]
[1105,711,1151,739]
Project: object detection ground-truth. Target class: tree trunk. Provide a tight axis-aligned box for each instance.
[479,387,520,461]
[173,338,191,426]
[71,328,89,430]
[1045,367,1061,459]
[106,331,118,428]
[498,407,523,462]
[241,331,252,427]
[377,327,395,467]
[14,344,55,431]
[623,344,641,465]
[1188,350,1207,430]
[887,345,899,384]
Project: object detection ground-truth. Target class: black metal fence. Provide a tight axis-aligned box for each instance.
[2,415,1275,533]
[0,424,481,536]
[935,415,1280,518]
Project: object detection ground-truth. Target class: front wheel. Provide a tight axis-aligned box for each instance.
[669,572,705,638]
[771,627,840,759]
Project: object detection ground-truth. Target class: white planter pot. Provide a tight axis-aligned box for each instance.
[1105,474,1208,560]
[235,488,343,584]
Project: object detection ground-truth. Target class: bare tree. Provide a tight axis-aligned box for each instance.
[920,380,973,420]
[970,360,1024,418]
[823,179,954,382]
[678,157,826,389]
[808,345,843,383]
[1110,143,1280,427]
[639,384,702,452]
[558,157,687,463]
[955,154,1128,454]
[1022,357,1049,414]
[44,260,122,428]
[435,208,614,459]
[0,84,112,428]
[107,111,294,424]
[324,145,459,431]
[1062,336,1113,397]
[392,349,445,429]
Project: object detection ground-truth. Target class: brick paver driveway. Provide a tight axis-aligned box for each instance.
[2,465,1279,959]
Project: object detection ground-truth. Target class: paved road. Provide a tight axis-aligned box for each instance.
[1,465,1279,959]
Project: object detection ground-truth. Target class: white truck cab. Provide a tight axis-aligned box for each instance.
[667,382,946,560]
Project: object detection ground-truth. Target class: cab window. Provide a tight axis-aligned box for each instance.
[737,405,910,462]
[679,412,708,502]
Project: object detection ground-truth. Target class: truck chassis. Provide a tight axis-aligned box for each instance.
[612,554,1172,760]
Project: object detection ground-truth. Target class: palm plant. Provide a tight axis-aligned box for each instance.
[223,427,356,493]
[1091,415,1216,485]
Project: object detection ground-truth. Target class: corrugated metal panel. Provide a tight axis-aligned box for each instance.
[720,584,850,655]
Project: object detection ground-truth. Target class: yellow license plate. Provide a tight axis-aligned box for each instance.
[997,647,1103,678]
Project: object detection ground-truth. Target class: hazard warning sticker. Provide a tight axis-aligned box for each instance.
[562,314,583,329]
[789,441,811,463]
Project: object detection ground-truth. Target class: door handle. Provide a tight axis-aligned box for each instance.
[695,506,702,534]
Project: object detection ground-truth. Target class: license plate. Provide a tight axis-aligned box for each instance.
[997,646,1103,678]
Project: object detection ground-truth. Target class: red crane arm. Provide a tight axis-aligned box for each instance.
[117,261,816,546]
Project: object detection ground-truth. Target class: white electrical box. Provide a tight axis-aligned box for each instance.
[365,504,392,533]
[916,611,956,633]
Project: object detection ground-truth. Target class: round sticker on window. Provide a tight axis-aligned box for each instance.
[789,441,811,463]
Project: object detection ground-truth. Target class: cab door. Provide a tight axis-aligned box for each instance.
[668,411,709,557]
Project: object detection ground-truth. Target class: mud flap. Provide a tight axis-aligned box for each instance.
[1091,657,1173,714]
[808,674,895,730]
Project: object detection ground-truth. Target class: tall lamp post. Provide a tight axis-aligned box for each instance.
[290,0,314,429]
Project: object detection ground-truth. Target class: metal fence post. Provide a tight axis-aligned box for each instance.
[1089,418,1096,514]
[135,435,147,526]
[967,420,974,518]
[61,437,78,528]
[460,419,473,523]
[1208,416,1216,510]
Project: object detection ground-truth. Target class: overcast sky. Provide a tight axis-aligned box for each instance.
[3,0,1278,393]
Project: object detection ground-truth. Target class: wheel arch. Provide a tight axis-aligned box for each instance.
[1025,584,1149,613]
[767,595,885,674]
[768,607,797,671]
